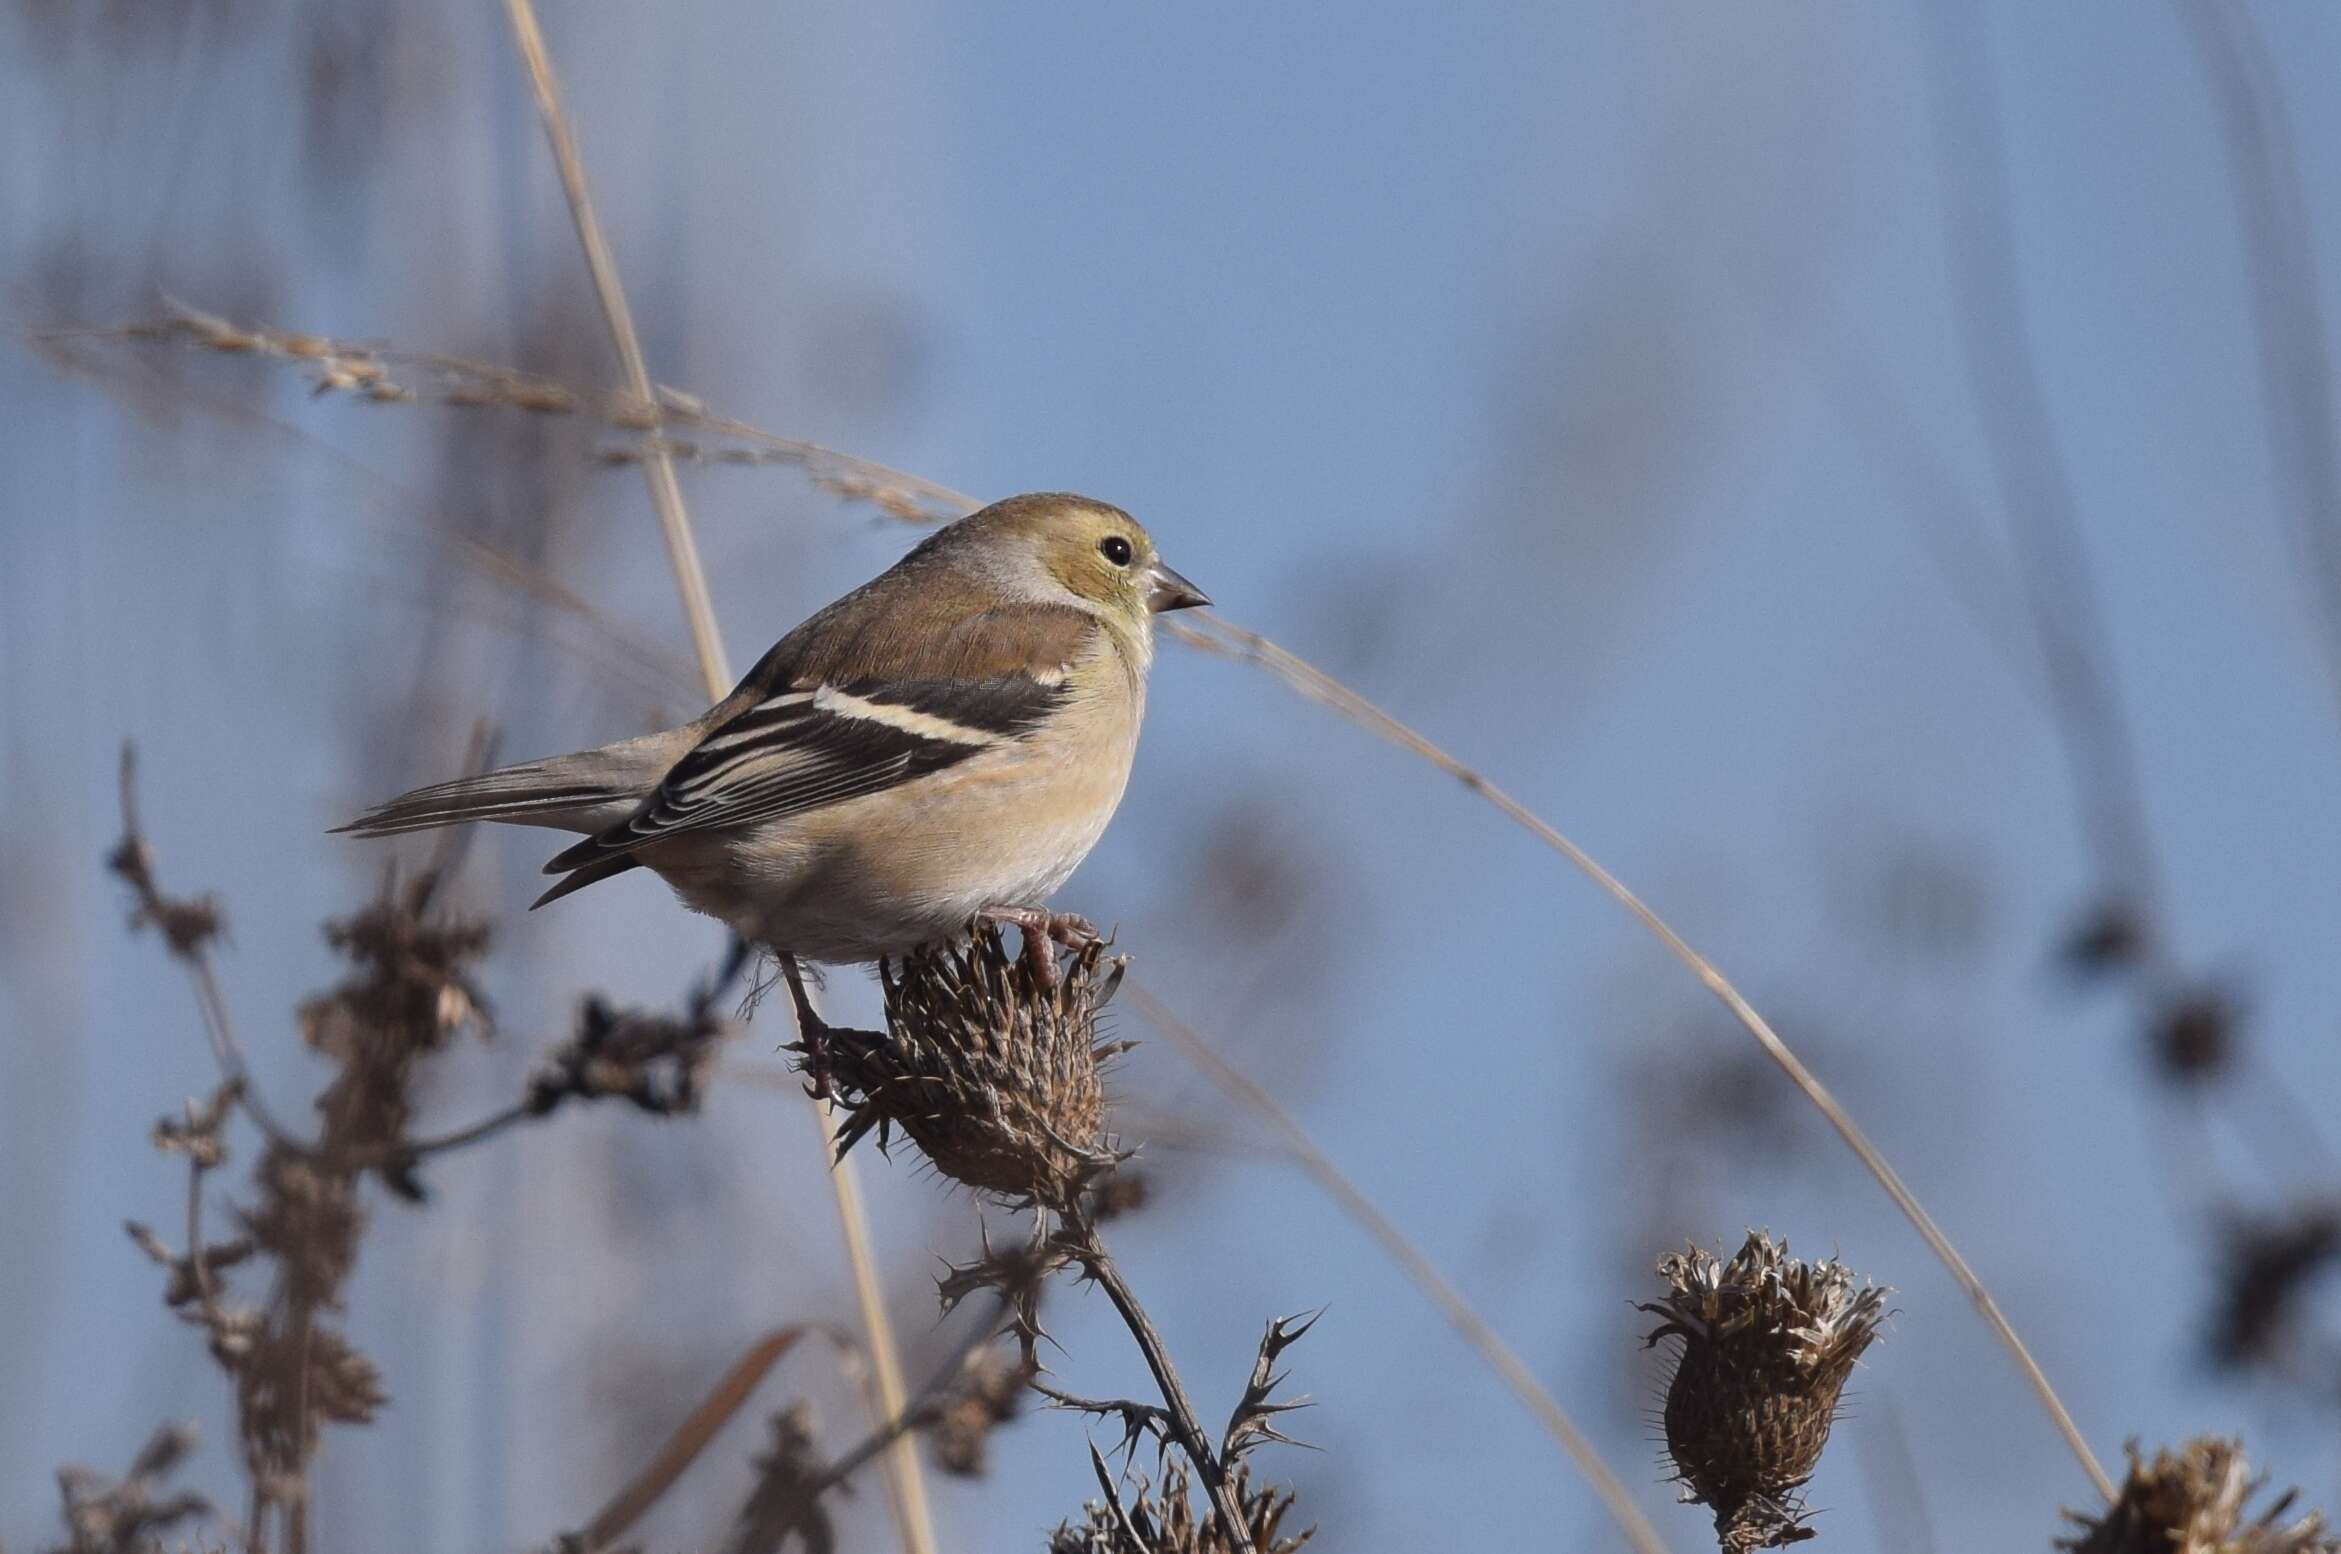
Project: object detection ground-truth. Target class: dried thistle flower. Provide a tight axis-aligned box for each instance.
[825,927,1129,1206]
[235,1320,388,1483]
[2059,1439,2338,1554]
[1640,1231,1889,1551]
[724,1405,835,1554]
[104,831,223,958]
[2205,1205,2341,1376]
[2061,898,2148,980]
[1086,1167,1152,1224]
[51,1421,214,1554]
[526,993,727,1118]
[928,1347,1035,1477]
[2150,985,2241,1085]
[1048,1460,1312,1554]
[239,1146,365,1309]
[124,1220,254,1310]
[149,1085,238,1170]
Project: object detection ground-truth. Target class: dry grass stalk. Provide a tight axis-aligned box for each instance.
[2059,1440,2338,1554]
[84,297,2109,1510]
[69,305,971,523]
[1641,1232,1889,1551]
[561,1290,1044,1552]
[1158,613,2115,1502]
[1121,982,1672,1554]
[492,5,940,1546]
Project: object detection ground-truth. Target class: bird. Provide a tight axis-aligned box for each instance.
[337,491,1208,1085]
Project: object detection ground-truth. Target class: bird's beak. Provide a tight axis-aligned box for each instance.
[1145,560,1211,614]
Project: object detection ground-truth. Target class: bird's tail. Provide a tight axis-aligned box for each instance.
[334,730,684,839]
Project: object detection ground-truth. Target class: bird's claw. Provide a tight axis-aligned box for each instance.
[977,906,1100,991]
[796,1024,835,1102]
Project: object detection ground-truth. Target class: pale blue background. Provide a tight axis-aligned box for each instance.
[7,2,2341,1549]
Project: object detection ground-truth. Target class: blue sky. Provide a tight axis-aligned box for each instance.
[9,3,2341,1549]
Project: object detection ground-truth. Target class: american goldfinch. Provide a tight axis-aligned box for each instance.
[339,491,1207,1075]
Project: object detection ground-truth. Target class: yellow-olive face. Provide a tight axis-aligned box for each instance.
[1040,505,1161,615]
[973,492,1210,616]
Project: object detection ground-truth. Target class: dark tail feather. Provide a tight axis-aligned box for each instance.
[531,853,644,909]
[334,760,616,838]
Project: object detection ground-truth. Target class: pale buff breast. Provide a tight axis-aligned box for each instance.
[643,635,1146,963]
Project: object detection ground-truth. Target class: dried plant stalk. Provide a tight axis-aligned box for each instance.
[494,7,939,1547]
[822,930,1271,1552]
[1163,611,2114,1503]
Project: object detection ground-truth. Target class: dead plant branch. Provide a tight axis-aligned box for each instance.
[495,7,939,1546]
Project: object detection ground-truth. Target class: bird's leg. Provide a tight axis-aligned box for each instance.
[976,906,1101,991]
[779,952,835,1101]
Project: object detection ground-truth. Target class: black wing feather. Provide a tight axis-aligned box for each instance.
[541,674,1069,876]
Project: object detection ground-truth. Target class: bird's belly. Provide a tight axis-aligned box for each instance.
[649,735,1132,964]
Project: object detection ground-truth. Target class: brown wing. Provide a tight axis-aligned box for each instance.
[539,599,1099,879]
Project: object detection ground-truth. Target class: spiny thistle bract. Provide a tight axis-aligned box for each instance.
[1640,1231,1889,1552]
[2059,1440,2339,1554]
[824,926,1129,1207]
[1048,1461,1312,1554]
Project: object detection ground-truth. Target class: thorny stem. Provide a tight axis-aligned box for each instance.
[496,11,940,1554]
[1061,1214,1258,1554]
[1123,984,1673,1554]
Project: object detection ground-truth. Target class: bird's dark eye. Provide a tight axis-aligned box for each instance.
[1099,535,1134,566]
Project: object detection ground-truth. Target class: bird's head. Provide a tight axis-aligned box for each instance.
[953,492,1210,628]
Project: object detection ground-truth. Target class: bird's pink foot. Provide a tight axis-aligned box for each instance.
[976,906,1099,990]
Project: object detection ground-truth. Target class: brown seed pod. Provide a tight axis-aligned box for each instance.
[825,927,1128,1207]
[1640,1232,1889,1552]
[2060,1439,2339,1554]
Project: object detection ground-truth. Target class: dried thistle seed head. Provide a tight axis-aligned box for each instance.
[728,1404,834,1554]
[54,1421,213,1554]
[2205,1205,2341,1375]
[2150,985,2241,1085]
[2060,1439,2340,1554]
[1048,1460,1313,1554]
[526,993,728,1118]
[2061,898,2148,980]
[239,1145,365,1310]
[1086,1167,1152,1224]
[826,927,1128,1206]
[928,1347,1034,1477]
[1640,1231,1889,1552]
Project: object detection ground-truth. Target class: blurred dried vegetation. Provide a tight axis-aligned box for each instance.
[16,1,2341,1552]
